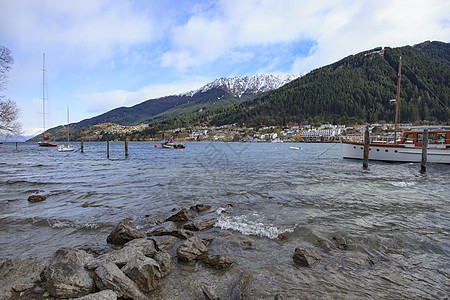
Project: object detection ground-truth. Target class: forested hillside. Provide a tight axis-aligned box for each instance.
[154,41,449,129]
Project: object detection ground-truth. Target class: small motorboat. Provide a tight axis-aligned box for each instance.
[161,139,185,149]
[290,146,302,150]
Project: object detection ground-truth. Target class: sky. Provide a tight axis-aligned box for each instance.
[0,0,449,138]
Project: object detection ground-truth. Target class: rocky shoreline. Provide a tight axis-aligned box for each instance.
[0,204,352,299]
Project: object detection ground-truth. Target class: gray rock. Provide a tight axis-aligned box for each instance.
[149,235,179,251]
[316,239,333,252]
[124,238,157,257]
[229,271,250,300]
[293,248,320,268]
[0,257,40,300]
[87,241,155,270]
[73,289,118,300]
[121,255,161,293]
[147,221,177,236]
[171,229,196,239]
[44,247,95,298]
[183,214,218,231]
[166,208,189,222]
[190,204,212,212]
[177,236,209,262]
[94,261,147,300]
[28,194,46,202]
[154,250,173,276]
[106,221,145,246]
[202,255,234,269]
[332,236,348,250]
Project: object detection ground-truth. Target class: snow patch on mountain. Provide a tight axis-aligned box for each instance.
[181,74,302,97]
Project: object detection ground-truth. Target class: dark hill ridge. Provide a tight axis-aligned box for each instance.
[36,74,299,141]
[154,41,449,129]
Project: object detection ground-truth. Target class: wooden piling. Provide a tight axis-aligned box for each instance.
[81,140,84,153]
[421,129,428,173]
[125,140,129,156]
[16,142,18,150]
[363,126,370,168]
[107,140,110,159]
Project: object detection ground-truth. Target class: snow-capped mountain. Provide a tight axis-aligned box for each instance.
[181,73,302,98]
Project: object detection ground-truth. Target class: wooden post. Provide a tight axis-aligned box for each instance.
[107,140,110,159]
[363,125,370,168]
[81,140,84,153]
[421,129,428,173]
[16,142,18,150]
[125,140,128,157]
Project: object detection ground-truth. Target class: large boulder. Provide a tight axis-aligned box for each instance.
[292,248,320,268]
[190,204,212,212]
[149,235,179,251]
[166,208,189,222]
[202,255,234,269]
[147,221,177,236]
[106,221,145,246]
[121,255,162,293]
[87,240,156,270]
[154,250,173,276]
[43,247,95,298]
[183,213,218,231]
[94,261,147,300]
[177,236,208,262]
[0,257,40,300]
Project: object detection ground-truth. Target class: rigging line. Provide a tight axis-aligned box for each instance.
[317,141,338,158]
[402,62,449,111]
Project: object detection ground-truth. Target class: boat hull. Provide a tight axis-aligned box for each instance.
[57,144,74,152]
[342,141,450,164]
[38,142,59,147]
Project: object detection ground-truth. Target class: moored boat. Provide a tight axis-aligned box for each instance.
[342,128,450,163]
[161,139,185,149]
[38,53,58,147]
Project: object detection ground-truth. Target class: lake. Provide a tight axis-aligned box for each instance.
[0,141,448,298]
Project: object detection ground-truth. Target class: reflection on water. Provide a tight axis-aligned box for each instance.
[0,141,448,298]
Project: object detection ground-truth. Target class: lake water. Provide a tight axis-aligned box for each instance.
[0,141,448,298]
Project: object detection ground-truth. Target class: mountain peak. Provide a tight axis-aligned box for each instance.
[181,73,302,97]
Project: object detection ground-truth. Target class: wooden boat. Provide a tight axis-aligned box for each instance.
[161,139,185,149]
[342,128,450,163]
[342,56,450,164]
[38,53,58,147]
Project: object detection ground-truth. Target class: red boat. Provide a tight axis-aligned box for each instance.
[38,133,58,147]
[161,139,185,149]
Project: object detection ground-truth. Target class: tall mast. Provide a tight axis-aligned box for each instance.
[67,106,70,144]
[42,53,46,133]
[394,56,402,144]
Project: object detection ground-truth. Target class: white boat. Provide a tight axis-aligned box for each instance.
[58,106,74,152]
[342,56,450,164]
[38,53,59,147]
[161,139,185,149]
[342,129,450,163]
[289,146,302,150]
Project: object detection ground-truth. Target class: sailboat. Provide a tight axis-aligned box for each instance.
[341,57,450,164]
[38,53,58,147]
[57,107,74,152]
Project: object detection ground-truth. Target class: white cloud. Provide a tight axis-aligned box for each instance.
[0,0,155,67]
[162,0,450,73]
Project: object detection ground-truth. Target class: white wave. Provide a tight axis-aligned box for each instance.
[215,215,293,239]
[389,181,416,187]
[48,219,99,229]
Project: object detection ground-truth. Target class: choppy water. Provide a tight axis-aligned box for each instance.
[0,141,449,298]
